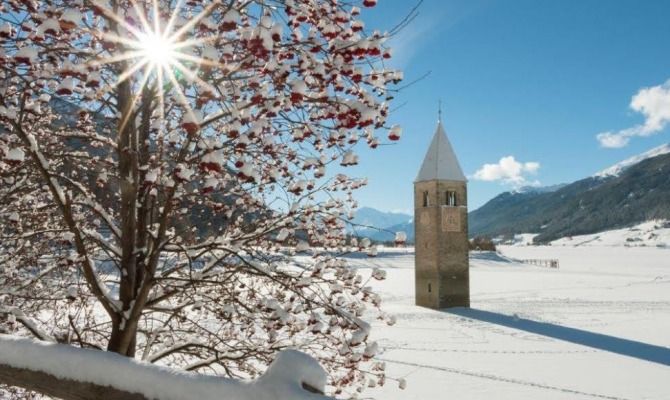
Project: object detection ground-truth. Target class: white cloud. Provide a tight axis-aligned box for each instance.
[472,156,540,186]
[597,79,670,148]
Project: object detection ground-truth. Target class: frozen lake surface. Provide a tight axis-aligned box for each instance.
[348,245,670,400]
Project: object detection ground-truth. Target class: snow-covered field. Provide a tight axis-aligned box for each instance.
[500,221,670,248]
[348,245,670,400]
[550,220,670,248]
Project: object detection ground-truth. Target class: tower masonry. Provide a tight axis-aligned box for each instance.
[414,118,470,309]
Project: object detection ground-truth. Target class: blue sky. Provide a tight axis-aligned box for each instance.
[350,0,670,212]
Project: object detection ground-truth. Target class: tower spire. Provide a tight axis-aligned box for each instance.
[415,116,466,183]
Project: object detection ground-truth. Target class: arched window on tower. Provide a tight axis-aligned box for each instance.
[446,191,457,206]
[422,191,429,207]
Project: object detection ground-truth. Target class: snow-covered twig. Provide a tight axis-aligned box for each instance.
[0,309,55,343]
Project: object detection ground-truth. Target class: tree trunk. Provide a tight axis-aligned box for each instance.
[107,321,137,357]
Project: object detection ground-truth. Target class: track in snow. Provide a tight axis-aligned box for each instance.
[380,358,634,400]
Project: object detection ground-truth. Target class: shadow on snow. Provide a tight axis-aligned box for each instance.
[445,308,670,367]
[341,250,413,260]
[469,251,516,264]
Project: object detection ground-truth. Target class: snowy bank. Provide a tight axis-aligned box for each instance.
[0,334,332,400]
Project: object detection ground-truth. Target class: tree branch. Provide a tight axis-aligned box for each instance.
[0,364,147,400]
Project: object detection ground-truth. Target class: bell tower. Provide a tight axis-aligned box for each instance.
[414,114,469,309]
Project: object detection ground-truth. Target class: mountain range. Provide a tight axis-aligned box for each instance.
[349,207,412,230]
[355,143,670,244]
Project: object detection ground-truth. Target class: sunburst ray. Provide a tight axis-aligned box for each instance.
[89,0,220,140]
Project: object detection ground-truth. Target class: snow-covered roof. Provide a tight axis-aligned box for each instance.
[415,121,466,182]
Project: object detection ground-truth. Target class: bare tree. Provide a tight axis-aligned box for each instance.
[0,0,402,397]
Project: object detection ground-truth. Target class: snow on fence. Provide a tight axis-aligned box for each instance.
[0,334,332,400]
[520,259,560,269]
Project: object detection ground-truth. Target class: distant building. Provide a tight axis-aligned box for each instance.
[414,115,470,308]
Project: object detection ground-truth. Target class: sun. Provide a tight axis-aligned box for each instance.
[137,31,177,68]
[93,1,225,86]
[91,1,224,133]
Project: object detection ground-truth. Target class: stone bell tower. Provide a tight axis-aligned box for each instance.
[414,114,469,309]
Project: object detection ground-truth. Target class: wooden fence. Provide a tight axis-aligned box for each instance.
[521,259,560,269]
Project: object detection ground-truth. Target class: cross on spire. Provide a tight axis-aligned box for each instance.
[438,99,442,123]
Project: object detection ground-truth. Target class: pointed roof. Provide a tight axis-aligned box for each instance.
[415,120,466,182]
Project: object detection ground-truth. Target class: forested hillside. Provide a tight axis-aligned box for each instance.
[469,152,670,242]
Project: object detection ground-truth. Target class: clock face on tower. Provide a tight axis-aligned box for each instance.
[442,207,461,232]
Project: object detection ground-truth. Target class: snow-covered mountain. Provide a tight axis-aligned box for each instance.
[349,207,412,231]
[470,144,670,242]
[513,183,567,194]
[347,207,413,243]
[594,143,670,178]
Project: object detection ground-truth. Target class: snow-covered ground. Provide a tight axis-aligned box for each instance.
[497,220,670,248]
[349,245,670,400]
[550,220,670,248]
[502,233,539,246]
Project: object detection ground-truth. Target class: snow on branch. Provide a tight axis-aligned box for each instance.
[0,335,332,400]
[0,309,55,343]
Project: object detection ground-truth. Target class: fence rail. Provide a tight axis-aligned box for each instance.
[520,259,559,269]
